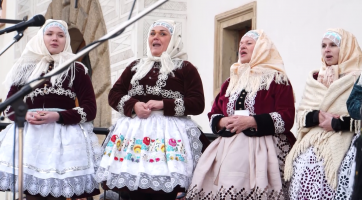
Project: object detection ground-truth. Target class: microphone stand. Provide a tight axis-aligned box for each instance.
[0,0,168,199]
[0,16,28,56]
[0,29,25,56]
[0,16,28,24]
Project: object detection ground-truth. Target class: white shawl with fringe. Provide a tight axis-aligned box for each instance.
[284,70,360,189]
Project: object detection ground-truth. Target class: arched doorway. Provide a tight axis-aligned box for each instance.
[44,0,111,128]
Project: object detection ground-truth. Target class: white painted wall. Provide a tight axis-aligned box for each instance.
[187,0,362,134]
[1,0,362,134]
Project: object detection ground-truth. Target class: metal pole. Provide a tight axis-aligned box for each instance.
[0,30,24,56]
[17,127,24,200]
[0,39,17,56]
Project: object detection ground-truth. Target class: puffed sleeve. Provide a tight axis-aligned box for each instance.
[347,76,362,120]
[252,80,295,136]
[108,61,139,117]
[58,63,97,124]
[163,61,205,116]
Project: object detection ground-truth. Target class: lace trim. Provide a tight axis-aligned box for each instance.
[24,86,76,102]
[269,112,285,134]
[128,80,144,96]
[96,125,202,192]
[226,93,239,116]
[335,135,357,199]
[186,185,284,200]
[145,73,185,116]
[245,93,257,115]
[73,107,87,123]
[273,133,292,199]
[174,98,185,116]
[209,114,224,130]
[116,95,131,116]
[0,172,98,198]
[289,136,358,200]
[188,126,203,169]
[145,74,184,99]
[97,169,189,192]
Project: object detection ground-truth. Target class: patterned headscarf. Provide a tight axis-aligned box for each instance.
[317,29,362,87]
[130,19,187,84]
[43,21,68,36]
[4,19,84,88]
[242,30,259,42]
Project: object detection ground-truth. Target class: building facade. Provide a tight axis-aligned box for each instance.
[1,0,362,199]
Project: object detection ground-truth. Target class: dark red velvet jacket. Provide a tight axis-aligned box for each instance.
[5,63,96,125]
[208,78,296,146]
[109,60,205,117]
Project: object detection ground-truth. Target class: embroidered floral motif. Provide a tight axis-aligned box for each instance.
[269,112,285,134]
[117,95,131,116]
[24,86,76,102]
[73,107,87,123]
[105,136,186,164]
[226,93,239,116]
[245,92,257,115]
[96,124,202,192]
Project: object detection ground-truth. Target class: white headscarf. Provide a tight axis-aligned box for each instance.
[130,20,187,84]
[4,19,83,88]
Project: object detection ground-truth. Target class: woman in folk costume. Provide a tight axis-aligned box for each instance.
[186,30,296,200]
[95,20,205,200]
[284,29,362,199]
[0,19,102,199]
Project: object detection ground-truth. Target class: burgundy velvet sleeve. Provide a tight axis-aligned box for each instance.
[207,80,229,133]
[108,62,139,117]
[272,80,295,133]
[253,80,295,135]
[4,85,21,121]
[163,62,205,116]
[58,64,97,124]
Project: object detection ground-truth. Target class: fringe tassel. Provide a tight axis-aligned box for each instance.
[350,118,361,134]
[131,56,184,85]
[225,66,289,97]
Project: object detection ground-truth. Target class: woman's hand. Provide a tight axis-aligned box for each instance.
[226,116,257,134]
[26,111,59,125]
[217,117,232,131]
[319,110,339,132]
[134,102,151,119]
[145,100,164,111]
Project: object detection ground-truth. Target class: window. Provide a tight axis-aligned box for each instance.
[213,2,256,97]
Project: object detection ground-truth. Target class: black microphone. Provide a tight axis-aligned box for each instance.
[0,14,45,35]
